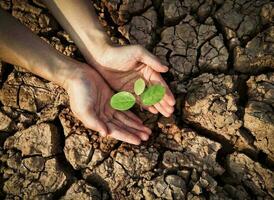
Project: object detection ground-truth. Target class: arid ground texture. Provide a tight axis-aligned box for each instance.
[0,0,273,199]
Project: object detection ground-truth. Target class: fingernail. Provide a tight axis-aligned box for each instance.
[143,134,149,141]
[163,65,169,71]
[99,131,106,137]
[99,133,105,137]
[145,127,152,134]
[135,139,141,145]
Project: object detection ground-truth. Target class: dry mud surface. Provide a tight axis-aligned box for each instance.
[0,0,274,199]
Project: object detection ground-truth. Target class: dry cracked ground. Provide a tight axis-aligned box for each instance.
[0,0,273,199]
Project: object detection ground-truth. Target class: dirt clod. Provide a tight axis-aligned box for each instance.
[0,0,273,199]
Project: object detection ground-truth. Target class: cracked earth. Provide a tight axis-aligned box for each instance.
[0,0,273,199]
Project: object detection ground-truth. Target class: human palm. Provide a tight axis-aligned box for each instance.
[66,64,151,145]
[92,45,176,117]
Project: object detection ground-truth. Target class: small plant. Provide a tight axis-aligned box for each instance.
[110,78,165,111]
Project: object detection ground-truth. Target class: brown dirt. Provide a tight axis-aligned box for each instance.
[0,0,273,199]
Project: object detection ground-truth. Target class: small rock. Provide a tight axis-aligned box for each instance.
[4,123,61,157]
[22,156,45,172]
[227,153,274,198]
[60,180,101,200]
[0,111,12,131]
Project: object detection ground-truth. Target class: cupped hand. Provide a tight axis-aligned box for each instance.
[90,45,176,117]
[65,64,151,145]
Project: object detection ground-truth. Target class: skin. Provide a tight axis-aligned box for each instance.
[43,0,176,117]
[0,9,150,145]
[0,0,176,144]
[66,65,151,145]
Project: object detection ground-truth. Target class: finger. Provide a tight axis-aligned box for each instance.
[140,48,169,73]
[112,118,150,141]
[154,103,171,117]
[80,111,108,137]
[126,126,150,141]
[107,122,141,145]
[123,111,143,124]
[159,99,174,114]
[143,105,158,114]
[114,112,151,135]
[164,86,176,106]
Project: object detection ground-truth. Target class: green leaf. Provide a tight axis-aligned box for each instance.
[110,91,136,111]
[141,85,165,106]
[134,78,146,95]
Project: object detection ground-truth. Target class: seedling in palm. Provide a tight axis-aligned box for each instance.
[110,78,165,111]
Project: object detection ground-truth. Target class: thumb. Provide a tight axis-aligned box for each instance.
[140,48,169,73]
[82,113,109,137]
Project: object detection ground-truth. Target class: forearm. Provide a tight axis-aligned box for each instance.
[43,0,111,65]
[0,9,77,88]
[43,0,111,62]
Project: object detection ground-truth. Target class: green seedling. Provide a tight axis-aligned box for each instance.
[134,78,146,95]
[140,84,165,106]
[110,91,136,111]
[110,78,165,111]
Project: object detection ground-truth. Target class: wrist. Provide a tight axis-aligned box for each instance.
[83,31,113,64]
[49,54,84,90]
[61,61,95,92]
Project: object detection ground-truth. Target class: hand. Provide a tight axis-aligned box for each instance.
[41,0,175,116]
[64,64,151,145]
[90,44,176,117]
